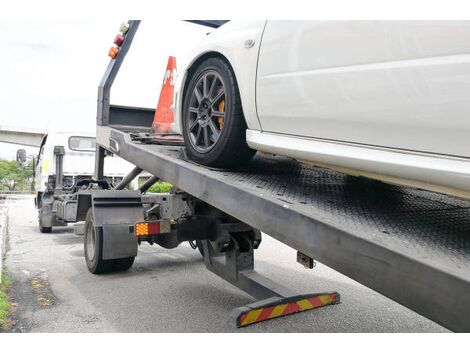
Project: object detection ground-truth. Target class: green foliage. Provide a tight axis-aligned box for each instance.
[147,181,173,193]
[0,268,11,330]
[0,158,34,191]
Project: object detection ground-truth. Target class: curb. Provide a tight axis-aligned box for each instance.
[0,201,7,283]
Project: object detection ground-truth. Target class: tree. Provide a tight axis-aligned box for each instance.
[0,159,33,191]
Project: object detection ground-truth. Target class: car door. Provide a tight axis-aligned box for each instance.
[256,21,470,158]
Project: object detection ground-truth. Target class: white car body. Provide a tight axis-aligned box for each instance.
[175,20,470,199]
[35,131,139,193]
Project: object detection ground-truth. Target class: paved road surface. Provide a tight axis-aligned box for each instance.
[5,195,447,332]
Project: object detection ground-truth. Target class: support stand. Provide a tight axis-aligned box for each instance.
[201,222,340,327]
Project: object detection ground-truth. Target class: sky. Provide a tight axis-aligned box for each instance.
[0,20,210,159]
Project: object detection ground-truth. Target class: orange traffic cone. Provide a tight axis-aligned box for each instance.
[152,56,184,145]
[153,56,176,132]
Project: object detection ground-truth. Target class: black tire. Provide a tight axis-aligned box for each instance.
[39,224,52,233]
[38,208,52,233]
[84,208,135,274]
[182,57,256,168]
[112,257,135,271]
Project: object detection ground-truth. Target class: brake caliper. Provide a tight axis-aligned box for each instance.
[218,100,225,130]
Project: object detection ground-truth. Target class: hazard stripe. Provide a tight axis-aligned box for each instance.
[308,296,323,307]
[256,305,275,322]
[319,294,335,305]
[296,298,314,310]
[268,304,288,319]
[237,293,338,327]
[240,308,263,326]
[282,302,300,315]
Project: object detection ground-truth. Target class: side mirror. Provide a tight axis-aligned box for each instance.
[16,149,27,163]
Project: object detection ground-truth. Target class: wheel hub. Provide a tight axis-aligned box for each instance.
[187,70,226,153]
[199,99,212,126]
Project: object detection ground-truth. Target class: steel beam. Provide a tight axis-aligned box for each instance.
[139,175,160,193]
[114,166,142,190]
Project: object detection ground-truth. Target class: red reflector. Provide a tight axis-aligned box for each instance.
[114,34,125,46]
[148,221,160,234]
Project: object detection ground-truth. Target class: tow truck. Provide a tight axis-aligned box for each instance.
[48,20,470,331]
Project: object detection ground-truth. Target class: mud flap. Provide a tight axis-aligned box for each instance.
[90,190,143,260]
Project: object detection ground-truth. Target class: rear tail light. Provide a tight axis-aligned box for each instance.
[108,46,119,59]
[107,21,130,58]
[135,220,171,236]
[114,34,125,46]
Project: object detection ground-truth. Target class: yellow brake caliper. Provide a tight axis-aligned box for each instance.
[218,100,225,130]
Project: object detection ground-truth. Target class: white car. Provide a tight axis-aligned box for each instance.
[174,20,470,200]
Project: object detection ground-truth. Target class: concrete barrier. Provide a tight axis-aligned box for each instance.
[0,201,7,283]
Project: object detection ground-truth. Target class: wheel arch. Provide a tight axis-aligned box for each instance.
[177,51,244,132]
[175,21,266,134]
[183,51,233,95]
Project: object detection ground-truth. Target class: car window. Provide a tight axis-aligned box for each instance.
[68,136,96,152]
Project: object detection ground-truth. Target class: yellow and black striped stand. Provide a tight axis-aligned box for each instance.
[232,292,340,327]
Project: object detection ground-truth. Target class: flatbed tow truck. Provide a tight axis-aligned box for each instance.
[50,20,470,331]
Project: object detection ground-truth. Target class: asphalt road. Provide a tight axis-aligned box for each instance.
[4,195,447,332]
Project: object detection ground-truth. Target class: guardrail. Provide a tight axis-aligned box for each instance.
[0,190,33,195]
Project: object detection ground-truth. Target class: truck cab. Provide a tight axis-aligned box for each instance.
[35,132,138,194]
[34,131,142,232]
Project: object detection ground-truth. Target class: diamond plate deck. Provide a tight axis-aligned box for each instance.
[228,155,470,276]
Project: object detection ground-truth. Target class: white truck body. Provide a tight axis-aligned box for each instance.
[35,131,139,192]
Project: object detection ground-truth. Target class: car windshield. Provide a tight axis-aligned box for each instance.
[68,136,96,152]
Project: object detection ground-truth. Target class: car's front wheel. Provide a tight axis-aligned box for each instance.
[182,57,255,168]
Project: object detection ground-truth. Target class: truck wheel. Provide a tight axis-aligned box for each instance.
[84,208,135,274]
[182,57,256,168]
[38,208,52,233]
[39,224,52,233]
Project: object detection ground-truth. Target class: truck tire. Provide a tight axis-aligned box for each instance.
[38,208,52,233]
[182,57,256,168]
[39,224,52,233]
[84,208,135,274]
